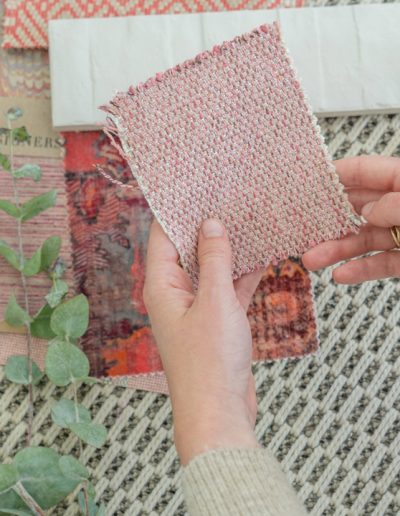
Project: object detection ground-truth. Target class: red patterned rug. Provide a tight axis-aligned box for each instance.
[2,0,303,49]
[63,130,318,378]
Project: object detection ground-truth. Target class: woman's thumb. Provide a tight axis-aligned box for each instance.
[361,192,400,227]
[197,219,234,294]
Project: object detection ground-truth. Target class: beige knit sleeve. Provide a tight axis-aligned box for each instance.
[181,448,308,515]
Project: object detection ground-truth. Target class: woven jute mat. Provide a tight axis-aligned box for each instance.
[1,115,399,515]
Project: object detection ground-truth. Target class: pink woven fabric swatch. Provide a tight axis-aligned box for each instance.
[101,22,361,285]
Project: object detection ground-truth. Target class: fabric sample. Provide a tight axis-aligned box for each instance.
[102,23,361,286]
[63,130,318,381]
[2,0,303,49]
[0,2,50,95]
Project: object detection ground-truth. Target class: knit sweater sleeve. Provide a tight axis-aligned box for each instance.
[181,448,308,515]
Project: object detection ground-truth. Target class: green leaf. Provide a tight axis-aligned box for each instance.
[13,164,41,182]
[50,294,89,340]
[86,482,95,498]
[82,376,98,385]
[13,447,79,510]
[97,504,106,516]
[40,236,61,271]
[7,107,23,121]
[20,190,57,222]
[45,341,89,386]
[0,153,11,172]
[11,127,29,143]
[0,491,31,516]
[5,296,32,327]
[0,236,61,277]
[58,457,89,481]
[30,304,56,339]
[78,490,98,516]
[47,337,67,345]
[69,422,107,448]
[51,398,91,428]
[45,279,68,308]
[0,200,21,218]
[20,236,62,278]
[0,509,32,515]
[52,257,66,279]
[21,248,41,277]
[0,240,20,270]
[0,464,18,493]
[4,356,43,385]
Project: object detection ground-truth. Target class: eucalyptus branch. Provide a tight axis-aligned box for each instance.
[7,117,34,445]
[0,109,106,515]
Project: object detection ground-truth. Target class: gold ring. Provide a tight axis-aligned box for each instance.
[390,226,400,248]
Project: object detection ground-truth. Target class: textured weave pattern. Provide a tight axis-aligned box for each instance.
[0,1,49,95]
[2,0,302,49]
[102,23,360,285]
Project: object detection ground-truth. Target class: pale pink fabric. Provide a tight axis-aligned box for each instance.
[102,23,361,285]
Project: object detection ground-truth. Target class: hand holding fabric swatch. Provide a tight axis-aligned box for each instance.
[101,22,361,286]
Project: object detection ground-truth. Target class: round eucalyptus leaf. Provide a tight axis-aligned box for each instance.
[11,127,29,144]
[78,489,97,516]
[69,422,107,448]
[7,107,23,121]
[0,239,20,271]
[51,398,91,428]
[22,247,42,277]
[0,201,20,219]
[13,164,42,182]
[50,294,89,340]
[5,296,32,328]
[45,279,68,308]
[30,304,56,340]
[0,484,30,515]
[13,447,79,510]
[20,190,57,222]
[45,341,90,386]
[0,152,11,172]
[0,464,18,492]
[40,236,61,271]
[59,456,89,481]
[4,356,43,386]
[52,257,66,279]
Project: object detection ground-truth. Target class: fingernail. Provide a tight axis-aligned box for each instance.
[201,218,224,238]
[362,201,375,218]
